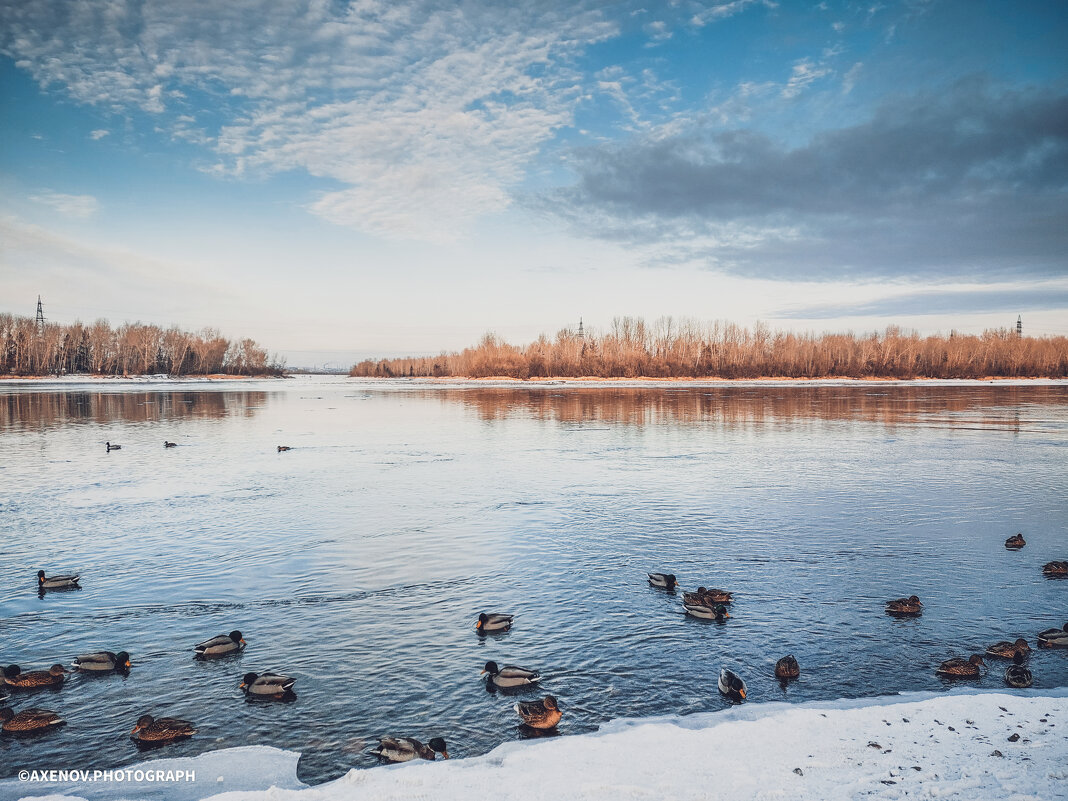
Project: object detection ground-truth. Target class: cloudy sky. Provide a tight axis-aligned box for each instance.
[1,0,1065,366]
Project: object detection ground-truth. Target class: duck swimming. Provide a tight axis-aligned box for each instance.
[240,672,295,698]
[1004,652,1033,688]
[277,445,292,452]
[37,570,80,590]
[684,603,729,621]
[682,587,733,606]
[1004,533,1025,549]
[164,441,177,448]
[0,707,65,733]
[194,630,246,658]
[775,655,800,679]
[936,654,985,678]
[885,595,923,616]
[371,736,448,762]
[73,651,131,673]
[481,661,541,688]
[1042,561,1068,577]
[131,715,196,743]
[105,441,121,451]
[719,668,747,702]
[1037,623,1068,648]
[475,613,513,633]
[515,695,561,729]
[647,573,677,589]
[985,639,1030,659]
[3,664,68,689]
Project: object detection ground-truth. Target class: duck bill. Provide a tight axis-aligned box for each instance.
[240,639,247,645]
[125,661,132,668]
[475,621,482,629]
[131,725,143,735]
[739,689,746,700]
[239,683,247,690]
[441,751,450,760]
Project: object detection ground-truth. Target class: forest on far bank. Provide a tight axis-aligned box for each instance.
[0,313,284,376]
[351,318,1068,380]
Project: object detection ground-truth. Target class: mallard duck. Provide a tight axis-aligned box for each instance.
[475,613,513,633]
[1042,561,1068,577]
[164,441,177,448]
[885,595,923,616]
[73,651,131,673]
[240,672,295,697]
[775,655,800,679]
[37,570,80,590]
[648,573,677,589]
[1004,651,1033,688]
[3,664,68,689]
[481,661,541,688]
[277,445,292,452]
[194,630,246,658]
[719,668,747,702]
[514,695,561,729]
[985,638,1030,659]
[131,715,196,743]
[1004,533,1025,549]
[0,707,65,733]
[1037,623,1068,648]
[371,736,448,762]
[106,441,121,451]
[684,603,729,621]
[936,654,985,678]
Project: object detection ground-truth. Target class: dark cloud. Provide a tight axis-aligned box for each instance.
[546,76,1068,280]
[782,287,1068,319]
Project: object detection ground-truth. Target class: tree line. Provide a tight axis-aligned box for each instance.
[0,313,284,376]
[351,317,1068,379]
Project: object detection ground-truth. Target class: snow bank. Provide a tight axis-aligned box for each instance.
[8,690,1067,801]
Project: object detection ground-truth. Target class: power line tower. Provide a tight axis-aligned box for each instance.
[577,317,584,340]
[1016,315,1022,337]
[35,295,46,333]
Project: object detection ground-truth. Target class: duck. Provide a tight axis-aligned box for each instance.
[936,654,985,678]
[1042,561,1068,577]
[37,570,80,590]
[775,655,800,679]
[647,573,677,589]
[682,587,733,606]
[1004,651,1033,688]
[371,736,449,762]
[105,441,121,451]
[684,603,729,621]
[1004,533,1025,549]
[193,630,246,658]
[481,661,541,688]
[514,695,561,729]
[3,664,68,689]
[885,595,923,616]
[985,638,1030,659]
[73,651,131,673]
[719,668,747,702]
[277,445,292,452]
[239,672,296,698]
[131,714,196,743]
[0,707,65,733]
[164,441,177,448]
[475,613,513,633]
[1037,623,1068,648]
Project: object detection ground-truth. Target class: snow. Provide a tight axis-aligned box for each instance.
[7,690,1067,801]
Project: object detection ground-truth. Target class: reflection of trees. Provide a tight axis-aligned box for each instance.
[0,391,267,431]
[421,385,1063,429]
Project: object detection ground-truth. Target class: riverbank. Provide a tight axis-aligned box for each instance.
[6,690,1066,801]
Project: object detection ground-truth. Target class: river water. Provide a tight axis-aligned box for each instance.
[1,377,1066,783]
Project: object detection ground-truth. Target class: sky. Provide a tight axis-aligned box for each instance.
[1,0,1066,367]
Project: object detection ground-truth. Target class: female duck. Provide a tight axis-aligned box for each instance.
[73,651,131,673]
[1037,623,1068,648]
[775,655,801,680]
[194,630,246,658]
[481,661,540,688]
[131,715,196,743]
[475,613,513,633]
[0,707,65,733]
[985,639,1029,659]
[515,695,561,729]
[1004,652,1033,688]
[1042,561,1068,577]
[1004,533,1025,549]
[648,573,677,589]
[719,668,747,702]
[37,571,80,590]
[239,672,296,698]
[371,736,448,762]
[885,595,923,616]
[3,664,68,689]
[936,654,985,678]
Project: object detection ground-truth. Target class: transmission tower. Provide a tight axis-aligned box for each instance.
[577,317,584,339]
[35,295,46,333]
[1016,315,1022,337]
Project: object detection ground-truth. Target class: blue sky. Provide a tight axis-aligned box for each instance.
[1,0,1066,366]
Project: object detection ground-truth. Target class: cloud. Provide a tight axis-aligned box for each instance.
[544,77,1068,280]
[781,58,832,99]
[783,285,1068,319]
[689,0,775,28]
[29,191,98,218]
[89,128,109,139]
[0,0,618,241]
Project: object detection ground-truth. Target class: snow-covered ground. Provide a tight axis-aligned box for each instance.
[7,689,1067,801]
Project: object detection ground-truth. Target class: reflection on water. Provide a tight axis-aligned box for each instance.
[0,377,1066,786]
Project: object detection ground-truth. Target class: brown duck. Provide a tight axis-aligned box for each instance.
[1042,561,1068,577]
[3,664,68,689]
[1004,533,1025,549]
[131,715,196,743]
[682,587,733,606]
[0,707,65,733]
[774,655,800,679]
[986,638,1030,659]
[885,595,923,616]
[514,695,561,730]
[936,654,985,678]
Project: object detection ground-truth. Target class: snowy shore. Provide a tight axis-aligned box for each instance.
[7,689,1067,801]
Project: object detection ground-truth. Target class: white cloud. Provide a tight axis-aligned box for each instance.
[29,191,98,218]
[842,62,863,94]
[782,58,831,99]
[89,128,109,139]
[690,0,775,28]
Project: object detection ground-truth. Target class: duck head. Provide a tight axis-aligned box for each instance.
[1013,651,1026,665]
[543,695,559,711]
[908,595,921,604]
[229,630,245,646]
[481,661,499,677]
[116,652,132,670]
[239,672,259,690]
[475,614,488,630]
[49,664,69,677]
[969,654,986,667]
[4,665,21,679]
[428,737,448,759]
[1014,638,1029,651]
[132,714,154,734]
[715,605,730,620]
[663,574,677,589]
[37,570,45,585]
